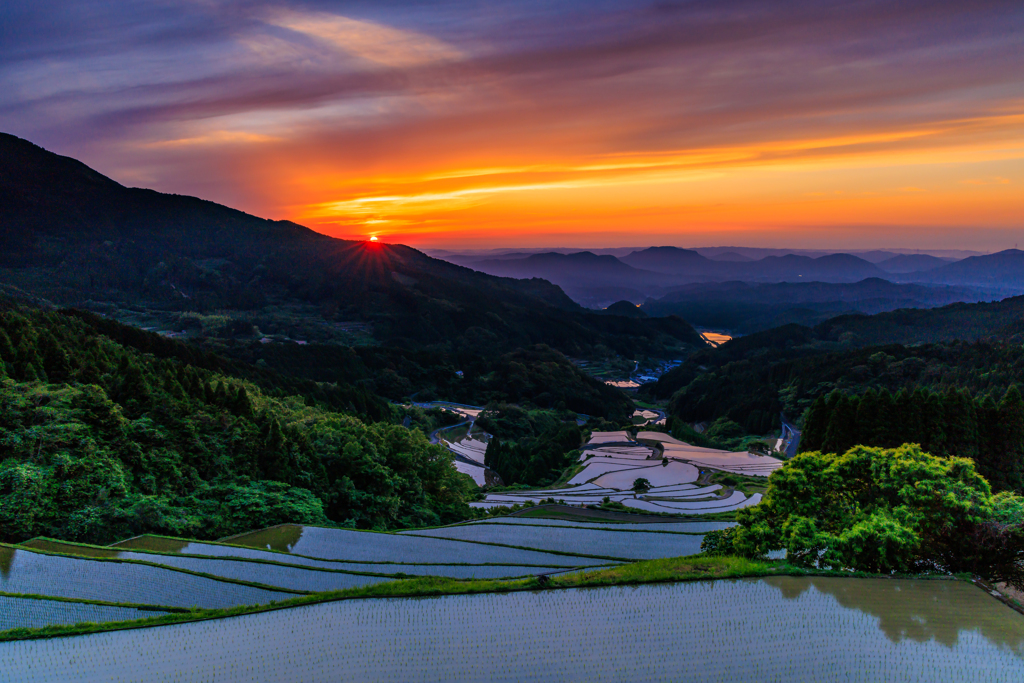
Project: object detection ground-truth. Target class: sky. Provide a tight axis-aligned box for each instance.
[1,0,1022,250]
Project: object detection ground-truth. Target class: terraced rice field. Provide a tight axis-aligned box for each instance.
[0,546,291,609]
[623,492,762,513]
[475,449,758,510]
[452,459,487,485]
[466,518,737,533]
[401,525,705,560]
[0,596,166,631]
[470,483,734,509]
[104,537,583,578]
[634,431,785,476]
[222,525,613,565]
[444,436,488,464]
[4,577,1021,682]
[19,542,393,593]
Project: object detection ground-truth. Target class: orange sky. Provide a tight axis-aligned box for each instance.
[4,1,1022,250]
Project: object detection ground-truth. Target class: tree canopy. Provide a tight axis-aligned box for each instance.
[727,444,1024,589]
[0,307,476,544]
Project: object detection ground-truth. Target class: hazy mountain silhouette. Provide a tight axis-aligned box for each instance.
[915,249,1024,287]
[876,254,951,274]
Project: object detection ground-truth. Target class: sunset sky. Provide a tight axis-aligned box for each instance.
[2,1,1022,249]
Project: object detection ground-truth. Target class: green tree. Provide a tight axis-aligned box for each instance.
[631,478,651,495]
[733,444,1024,587]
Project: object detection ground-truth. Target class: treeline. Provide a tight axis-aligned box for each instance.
[0,307,475,544]
[800,386,1024,491]
[484,424,583,487]
[63,309,391,422]
[220,342,635,422]
[648,339,1024,438]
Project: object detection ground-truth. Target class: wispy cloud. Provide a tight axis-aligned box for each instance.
[1,0,1021,247]
[266,9,462,68]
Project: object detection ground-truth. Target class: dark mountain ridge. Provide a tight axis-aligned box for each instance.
[0,133,704,357]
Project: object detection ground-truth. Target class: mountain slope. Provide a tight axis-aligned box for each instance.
[0,133,703,357]
[915,250,1024,287]
[620,246,714,274]
[876,253,952,274]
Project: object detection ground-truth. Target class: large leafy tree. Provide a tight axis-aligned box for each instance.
[732,444,1024,588]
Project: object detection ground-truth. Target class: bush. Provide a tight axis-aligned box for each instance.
[700,528,737,556]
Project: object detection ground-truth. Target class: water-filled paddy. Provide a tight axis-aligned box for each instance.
[0,596,165,631]
[461,518,737,533]
[3,577,1021,682]
[101,537,586,578]
[402,524,706,559]
[222,525,613,564]
[20,541,393,593]
[0,546,291,609]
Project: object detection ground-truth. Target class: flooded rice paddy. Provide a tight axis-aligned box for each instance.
[2,577,1021,682]
[469,518,737,533]
[96,536,592,578]
[0,546,291,609]
[221,525,611,565]
[401,524,706,560]
[0,596,165,631]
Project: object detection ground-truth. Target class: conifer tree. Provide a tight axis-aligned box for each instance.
[821,394,857,454]
[856,389,880,444]
[874,389,897,447]
[800,392,836,452]
[233,385,254,418]
[997,385,1024,490]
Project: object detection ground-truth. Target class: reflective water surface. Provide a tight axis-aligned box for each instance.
[2,577,1021,682]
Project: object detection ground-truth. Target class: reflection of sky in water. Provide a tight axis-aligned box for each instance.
[3,577,1022,681]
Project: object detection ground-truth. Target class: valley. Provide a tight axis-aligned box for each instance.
[1,134,1023,680]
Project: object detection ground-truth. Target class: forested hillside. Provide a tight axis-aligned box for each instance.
[799,387,1024,491]
[0,306,476,545]
[644,294,1024,483]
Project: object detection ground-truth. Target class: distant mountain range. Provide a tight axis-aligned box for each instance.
[444,245,1024,310]
[0,132,705,357]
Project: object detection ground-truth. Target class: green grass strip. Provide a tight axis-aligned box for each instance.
[0,591,186,613]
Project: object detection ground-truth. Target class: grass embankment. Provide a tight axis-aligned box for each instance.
[4,554,932,643]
